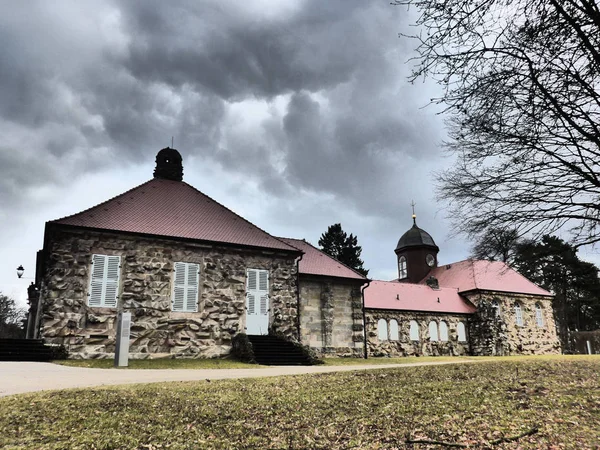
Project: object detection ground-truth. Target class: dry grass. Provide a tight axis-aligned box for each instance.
[2,357,600,449]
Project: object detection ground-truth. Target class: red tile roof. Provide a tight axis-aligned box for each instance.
[279,238,367,281]
[364,280,476,314]
[51,178,300,252]
[424,259,552,297]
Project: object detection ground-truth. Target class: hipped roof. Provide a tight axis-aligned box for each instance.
[50,178,300,253]
[279,237,367,281]
[424,259,553,297]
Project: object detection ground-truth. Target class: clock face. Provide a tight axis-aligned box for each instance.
[426,254,435,267]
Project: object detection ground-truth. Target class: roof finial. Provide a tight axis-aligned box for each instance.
[411,200,417,224]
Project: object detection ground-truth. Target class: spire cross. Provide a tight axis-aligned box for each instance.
[411,200,417,224]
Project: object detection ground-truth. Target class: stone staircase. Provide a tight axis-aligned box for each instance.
[247,335,316,365]
[0,338,63,361]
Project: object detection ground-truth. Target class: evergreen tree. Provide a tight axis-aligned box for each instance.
[513,236,600,349]
[318,223,369,276]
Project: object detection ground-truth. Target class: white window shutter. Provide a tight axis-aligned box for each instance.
[88,254,121,308]
[104,256,121,307]
[89,254,106,307]
[247,293,257,314]
[185,263,199,312]
[173,262,199,312]
[247,269,258,291]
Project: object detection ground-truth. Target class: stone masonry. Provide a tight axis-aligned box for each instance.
[466,292,560,356]
[365,310,470,357]
[299,277,365,357]
[40,227,298,359]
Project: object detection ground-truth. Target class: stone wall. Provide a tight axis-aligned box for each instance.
[299,277,365,357]
[365,310,470,357]
[466,292,561,356]
[40,227,298,359]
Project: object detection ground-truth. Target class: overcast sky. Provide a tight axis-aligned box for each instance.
[2,0,598,308]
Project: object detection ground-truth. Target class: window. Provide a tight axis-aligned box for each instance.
[491,300,500,317]
[377,319,388,341]
[246,268,269,317]
[439,321,448,341]
[514,302,523,326]
[398,256,407,279]
[535,303,544,327]
[409,320,420,341]
[389,319,399,340]
[88,254,121,308]
[429,321,439,341]
[457,322,467,342]
[172,262,200,312]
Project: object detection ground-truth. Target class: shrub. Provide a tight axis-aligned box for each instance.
[231,333,256,363]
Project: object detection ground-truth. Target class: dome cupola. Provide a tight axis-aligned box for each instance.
[154,147,183,181]
[395,214,439,283]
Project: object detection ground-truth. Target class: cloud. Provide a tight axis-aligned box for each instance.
[0,0,468,307]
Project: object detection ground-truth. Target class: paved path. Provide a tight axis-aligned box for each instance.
[0,360,476,397]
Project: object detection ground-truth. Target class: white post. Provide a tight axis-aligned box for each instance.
[114,312,131,367]
[586,340,592,355]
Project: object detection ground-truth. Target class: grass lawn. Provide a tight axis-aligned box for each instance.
[2,357,600,449]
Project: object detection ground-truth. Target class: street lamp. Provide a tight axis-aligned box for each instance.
[16,265,24,279]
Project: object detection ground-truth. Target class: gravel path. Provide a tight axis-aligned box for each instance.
[0,360,475,397]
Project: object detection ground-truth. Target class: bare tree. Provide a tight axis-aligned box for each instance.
[394,0,600,246]
[0,293,25,338]
[471,228,522,263]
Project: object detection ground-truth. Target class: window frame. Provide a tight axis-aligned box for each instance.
[535,303,544,328]
[439,321,449,342]
[457,322,467,342]
[88,254,121,308]
[377,318,388,341]
[428,321,439,341]
[409,320,420,341]
[514,302,524,327]
[172,261,200,313]
[398,256,407,279]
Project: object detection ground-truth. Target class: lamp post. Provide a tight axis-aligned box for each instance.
[16,265,44,339]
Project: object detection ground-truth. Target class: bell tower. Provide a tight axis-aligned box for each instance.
[395,213,439,284]
[154,147,184,181]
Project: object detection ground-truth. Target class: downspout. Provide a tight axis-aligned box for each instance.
[361,279,371,359]
[295,253,304,342]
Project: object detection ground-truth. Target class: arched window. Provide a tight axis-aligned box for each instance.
[535,303,544,327]
[398,256,407,279]
[377,319,388,341]
[409,320,419,341]
[514,302,523,326]
[439,321,449,341]
[429,321,439,341]
[389,319,399,340]
[491,300,501,317]
[457,322,467,342]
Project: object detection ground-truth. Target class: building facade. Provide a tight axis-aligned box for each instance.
[35,149,561,359]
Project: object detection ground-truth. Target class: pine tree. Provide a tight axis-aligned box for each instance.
[318,224,369,276]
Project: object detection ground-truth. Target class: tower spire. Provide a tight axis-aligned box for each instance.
[410,200,417,224]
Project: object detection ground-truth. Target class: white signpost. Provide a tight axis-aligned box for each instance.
[114,312,131,367]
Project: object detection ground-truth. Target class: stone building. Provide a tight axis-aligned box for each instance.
[364,219,561,357]
[34,148,560,359]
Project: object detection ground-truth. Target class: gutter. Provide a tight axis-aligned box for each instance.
[295,252,304,341]
[361,279,371,359]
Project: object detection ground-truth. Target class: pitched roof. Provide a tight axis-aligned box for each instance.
[278,238,367,281]
[50,178,300,252]
[364,280,476,314]
[424,259,552,297]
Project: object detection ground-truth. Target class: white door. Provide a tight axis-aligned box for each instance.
[246,269,269,335]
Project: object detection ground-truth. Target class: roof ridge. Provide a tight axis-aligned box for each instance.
[179,182,300,253]
[278,237,368,280]
[50,179,155,223]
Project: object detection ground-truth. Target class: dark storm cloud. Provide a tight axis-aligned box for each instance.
[0,0,445,225]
